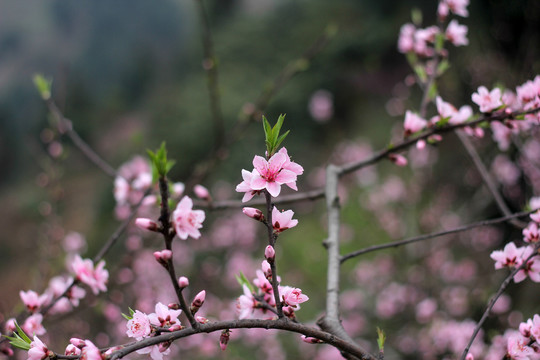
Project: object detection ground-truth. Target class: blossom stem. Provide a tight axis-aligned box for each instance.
[158,176,199,329]
[264,190,284,318]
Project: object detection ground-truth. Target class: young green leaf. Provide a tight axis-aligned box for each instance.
[33,74,52,101]
[14,322,32,344]
[376,327,386,350]
[235,272,255,294]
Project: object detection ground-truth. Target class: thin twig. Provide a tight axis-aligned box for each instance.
[340,209,537,263]
[187,27,335,187]
[338,107,540,176]
[157,176,198,329]
[460,242,540,359]
[45,99,118,178]
[193,0,225,150]
[456,130,526,228]
[264,190,284,318]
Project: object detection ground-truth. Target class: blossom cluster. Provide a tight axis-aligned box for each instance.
[490,208,540,283]
[236,260,309,320]
[125,302,182,360]
[398,0,469,57]
[6,254,107,339]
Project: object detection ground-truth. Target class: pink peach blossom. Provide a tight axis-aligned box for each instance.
[172,196,205,240]
[19,290,50,313]
[23,314,46,336]
[236,285,257,320]
[403,111,427,136]
[250,152,297,197]
[242,207,264,221]
[193,184,211,200]
[398,23,415,53]
[71,255,108,295]
[446,20,468,46]
[236,169,261,202]
[271,207,298,233]
[472,86,503,113]
[126,310,151,340]
[280,286,309,307]
[80,340,102,360]
[28,336,49,360]
[490,242,524,269]
[148,302,182,328]
[523,222,540,243]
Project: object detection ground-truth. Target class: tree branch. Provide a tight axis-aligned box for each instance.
[455,130,526,228]
[340,209,537,263]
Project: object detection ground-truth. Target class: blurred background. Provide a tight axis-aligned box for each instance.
[1,0,540,358]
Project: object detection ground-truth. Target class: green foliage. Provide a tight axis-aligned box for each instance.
[235,271,255,294]
[376,327,386,351]
[262,114,290,157]
[121,307,136,321]
[4,322,32,351]
[147,142,175,182]
[32,74,52,101]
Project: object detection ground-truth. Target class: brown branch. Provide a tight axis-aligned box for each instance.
[340,209,537,263]
[338,107,540,176]
[193,0,225,150]
[106,318,377,360]
[456,130,526,228]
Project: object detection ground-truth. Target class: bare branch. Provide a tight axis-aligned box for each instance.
[340,209,537,263]
[456,130,526,228]
[45,98,118,178]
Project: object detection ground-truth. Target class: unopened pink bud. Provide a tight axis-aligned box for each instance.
[1,348,14,357]
[194,184,211,200]
[153,250,172,267]
[262,260,272,279]
[70,338,86,349]
[65,344,81,356]
[389,153,408,167]
[5,318,16,332]
[178,276,189,289]
[220,329,230,351]
[265,245,275,262]
[531,210,540,223]
[465,353,474,360]
[190,290,206,314]
[196,316,209,324]
[242,207,264,221]
[301,335,323,344]
[283,306,296,319]
[168,324,183,332]
[135,218,159,232]
[168,303,180,310]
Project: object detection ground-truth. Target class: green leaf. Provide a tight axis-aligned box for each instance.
[33,74,52,100]
[147,142,174,181]
[235,272,255,294]
[262,115,272,139]
[4,334,31,351]
[406,52,418,67]
[274,130,290,151]
[411,8,422,26]
[129,307,136,316]
[427,82,438,101]
[376,327,386,350]
[434,32,445,52]
[14,322,31,344]
[437,59,450,76]
[121,313,132,321]
[414,65,427,83]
